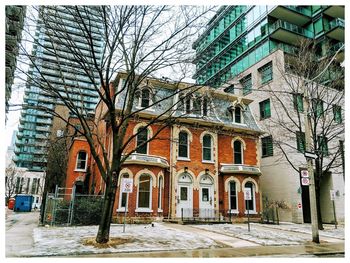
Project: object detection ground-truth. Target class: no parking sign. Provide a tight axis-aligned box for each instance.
[121,178,133,193]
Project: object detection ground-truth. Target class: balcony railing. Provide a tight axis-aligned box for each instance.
[269,20,314,38]
[123,153,169,168]
[329,18,345,30]
[220,164,261,175]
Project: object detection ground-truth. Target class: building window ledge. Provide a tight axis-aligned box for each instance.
[135,208,153,213]
[177,157,191,162]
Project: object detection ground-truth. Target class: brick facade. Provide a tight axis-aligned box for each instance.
[65,74,263,223]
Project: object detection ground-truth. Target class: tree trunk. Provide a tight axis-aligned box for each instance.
[315,184,324,230]
[95,179,117,243]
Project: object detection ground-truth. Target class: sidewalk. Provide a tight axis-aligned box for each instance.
[5,208,345,257]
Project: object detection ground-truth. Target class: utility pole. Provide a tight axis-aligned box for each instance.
[303,80,320,243]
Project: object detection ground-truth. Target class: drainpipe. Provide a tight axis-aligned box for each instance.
[167,125,173,219]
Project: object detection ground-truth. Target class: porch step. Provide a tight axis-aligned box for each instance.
[163,218,232,225]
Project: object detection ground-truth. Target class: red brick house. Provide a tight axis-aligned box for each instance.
[66,72,263,222]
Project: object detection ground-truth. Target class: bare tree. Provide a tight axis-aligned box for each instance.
[15,6,215,243]
[266,39,344,229]
[5,161,26,204]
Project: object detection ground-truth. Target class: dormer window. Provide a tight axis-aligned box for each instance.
[136,87,153,108]
[203,97,208,116]
[141,89,150,107]
[185,96,191,114]
[229,105,244,124]
[235,107,242,123]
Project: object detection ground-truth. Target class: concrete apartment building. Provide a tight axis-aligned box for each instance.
[14,6,104,171]
[192,5,344,223]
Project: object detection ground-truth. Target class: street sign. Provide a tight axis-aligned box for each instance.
[330,190,336,201]
[244,188,252,200]
[301,177,310,186]
[304,151,317,159]
[121,178,133,193]
[297,203,302,209]
[301,170,309,178]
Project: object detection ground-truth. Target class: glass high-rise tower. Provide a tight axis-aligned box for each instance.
[193,5,344,88]
[14,6,104,171]
[192,6,344,224]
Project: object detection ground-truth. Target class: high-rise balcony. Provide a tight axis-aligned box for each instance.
[322,5,344,19]
[268,6,311,26]
[269,20,314,45]
[326,18,344,42]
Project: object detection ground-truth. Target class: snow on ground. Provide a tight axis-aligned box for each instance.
[192,222,344,246]
[192,224,308,246]
[249,222,345,240]
[28,222,224,257]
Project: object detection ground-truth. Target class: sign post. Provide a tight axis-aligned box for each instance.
[330,190,337,229]
[244,188,252,232]
[121,178,133,233]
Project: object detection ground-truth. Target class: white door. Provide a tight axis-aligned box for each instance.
[176,184,193,218]
[199,185,214,218]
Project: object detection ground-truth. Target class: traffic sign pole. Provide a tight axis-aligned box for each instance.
[123,193,128,233]
[332,200,337,229]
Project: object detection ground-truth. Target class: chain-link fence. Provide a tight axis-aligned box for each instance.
[43,185,104,226]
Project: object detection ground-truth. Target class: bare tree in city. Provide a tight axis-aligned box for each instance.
[5,161,26,204]
[14,6,215,243]
[265,39,344,230]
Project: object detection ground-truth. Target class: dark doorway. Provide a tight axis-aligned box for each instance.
[301,184,311,223]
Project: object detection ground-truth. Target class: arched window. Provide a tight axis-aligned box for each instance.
[118,173,129,210]
[136,127,148,154]
[158,176,163,211]
[141,88,151,107]
[234,140,243,164]
[138,174,152,209]
[202,134,213,161]
[76,151,88,171]
[245,182,255,212]
[178,131,189,158]
[229,181,238,211]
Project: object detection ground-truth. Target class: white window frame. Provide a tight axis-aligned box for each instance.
[136,87,154,110]
[75,151,88,172]
[135,174,153,212]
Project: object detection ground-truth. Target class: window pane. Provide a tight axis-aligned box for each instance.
[202,188,209,201]
[179,132,188,158]
[230,182,237,210]
[235,107,241,123]
[141,89,150,107]
[262,136,273,157]
[180,187,188,200]
[234,141,242,164]
[203,97,208,116]
[138,175,150,208]
[136,128,148,154]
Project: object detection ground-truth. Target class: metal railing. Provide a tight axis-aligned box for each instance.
[178,208,234,223]
[269,20,314,38]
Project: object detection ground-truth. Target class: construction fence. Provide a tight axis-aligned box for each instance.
[43,185,104,226]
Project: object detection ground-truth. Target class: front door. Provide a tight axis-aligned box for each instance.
[176,184,192,218]
[199,186,214,218]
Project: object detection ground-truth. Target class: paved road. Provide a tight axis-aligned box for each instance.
[6,209,39,257]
